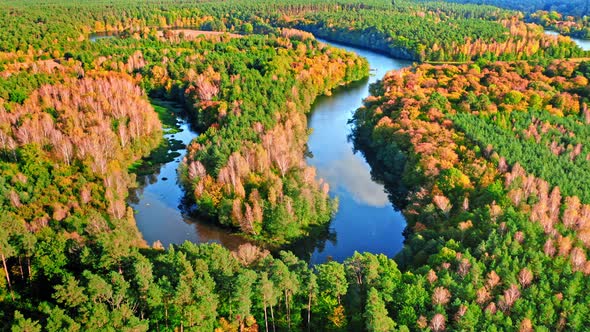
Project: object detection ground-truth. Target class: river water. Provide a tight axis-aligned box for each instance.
[128,101,247,251]
[544,29,590,51]
[93,27,588,262]
[124,37,411,263]
[298,39,411,263]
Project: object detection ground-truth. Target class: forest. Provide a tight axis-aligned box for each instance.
[529,10,590,40]
[430,0,590,17]
[351,58,590,329]
[2,0,590,331]
[431,0,590,39]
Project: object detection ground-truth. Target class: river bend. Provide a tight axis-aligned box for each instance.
[129,38,412,263]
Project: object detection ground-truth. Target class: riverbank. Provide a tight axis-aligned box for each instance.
[298,25,419,61]
[129,99,250,250]
[544,29,590,50]
[129,39,410,263]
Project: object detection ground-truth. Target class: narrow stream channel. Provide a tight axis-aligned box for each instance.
[128,101,248,251]
[123,35,412,263]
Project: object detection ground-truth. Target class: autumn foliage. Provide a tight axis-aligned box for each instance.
[352,56,590,329]
[0,73,160,233]
[180,37,367,243]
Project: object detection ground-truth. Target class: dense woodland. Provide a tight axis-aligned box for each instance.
[179,33,367,244]
[0,0,586,63]
[2,0,590,331]
[431,0,590,17]
[352,59,590,329]
[299,9,589,62]
[433,0,590,39]
[529,10,590,40]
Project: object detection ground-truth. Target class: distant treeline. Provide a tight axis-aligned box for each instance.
[422,0,590,17]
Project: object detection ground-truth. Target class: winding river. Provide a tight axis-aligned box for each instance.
[126,37,411,263]
[124,28,590,263]
[296,39,411,263]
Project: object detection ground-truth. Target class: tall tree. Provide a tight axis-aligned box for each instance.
[317,262,348,305]
[231,270,257,330]
[259,272,278,332]
[0,227,14,299]
[364,288,396,332]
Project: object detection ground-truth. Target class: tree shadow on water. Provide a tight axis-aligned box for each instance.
[280,223,337,264]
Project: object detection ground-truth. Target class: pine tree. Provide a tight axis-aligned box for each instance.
[364,288,396,332]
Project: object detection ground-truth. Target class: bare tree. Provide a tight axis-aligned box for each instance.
[518,268,533,288]
[430,313,446,332]
[432,287,451,306]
